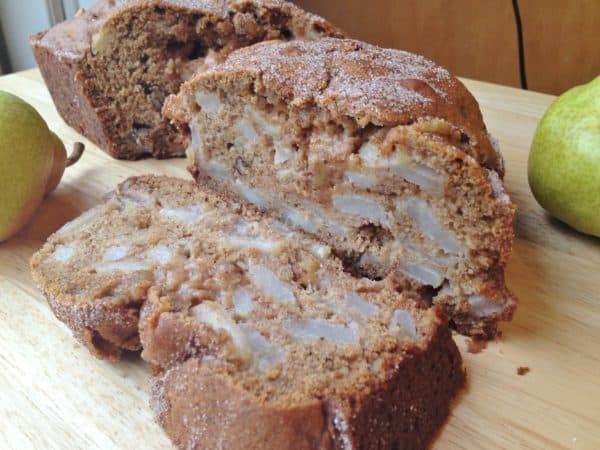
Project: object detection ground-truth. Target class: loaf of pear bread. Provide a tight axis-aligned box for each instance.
[30,175,464,449]
[30,0,342,159]
[164,38,517,338]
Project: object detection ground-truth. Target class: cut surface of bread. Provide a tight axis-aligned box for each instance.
[140,214,465,449]
[30,0,342,159]
[30,175,464,449]
[164,38,517,338]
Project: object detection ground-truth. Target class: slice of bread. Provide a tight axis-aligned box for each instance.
[30,0,343,159]
[164,38,517,338]
[146,290,464,449]
[31,175,464,448]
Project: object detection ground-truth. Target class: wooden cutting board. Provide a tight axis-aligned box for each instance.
[1,69,599,449]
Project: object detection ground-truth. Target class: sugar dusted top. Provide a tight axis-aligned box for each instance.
[194,38,501,172]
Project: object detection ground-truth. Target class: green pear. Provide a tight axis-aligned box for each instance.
[528,75,600,237]
[0,91,84,242]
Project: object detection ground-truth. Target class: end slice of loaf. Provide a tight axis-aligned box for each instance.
[147,295,464,450]
[30,0,343,159]
[164,38,517,338]
[30,175,464,449]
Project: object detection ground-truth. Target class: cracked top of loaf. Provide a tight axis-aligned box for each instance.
[31,0,342,59]
[171,37,503,174]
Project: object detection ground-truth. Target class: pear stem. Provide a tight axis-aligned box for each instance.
[66,142,85,167]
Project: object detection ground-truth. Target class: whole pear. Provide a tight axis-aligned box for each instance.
[528,76,600,237]
[0,91,83,242]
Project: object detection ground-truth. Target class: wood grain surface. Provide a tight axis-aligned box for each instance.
[1,69,599,449]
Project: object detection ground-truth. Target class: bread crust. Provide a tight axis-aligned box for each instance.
[152,359,333,450]
[41,289,143,360]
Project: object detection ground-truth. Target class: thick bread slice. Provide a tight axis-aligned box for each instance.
[164,38,517,338]
[32,175,300,358]
[29,175,428,358]
[31,175,464,449]
[149,316,463,450]
[30,0,343,159]
[139,229,464,449]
